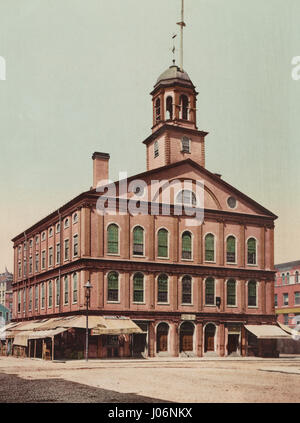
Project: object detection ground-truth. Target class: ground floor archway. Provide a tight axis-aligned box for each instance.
[204,323,216,352]
[179,322,194,352]
[156,322,169,353]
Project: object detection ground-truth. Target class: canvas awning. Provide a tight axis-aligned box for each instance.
[28,327,68,340]
[277,322,300,339]
[244,324,291,339]
[91,317,143,336]
[13,332,30,347]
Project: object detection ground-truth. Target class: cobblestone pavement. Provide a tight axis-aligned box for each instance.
[0,356,300,403]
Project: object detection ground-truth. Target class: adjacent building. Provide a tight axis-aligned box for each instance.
[8,59,287,359]
[0,268,13,321]
[274,260,300,327]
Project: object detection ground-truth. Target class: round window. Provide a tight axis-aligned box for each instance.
[227,196,237,209]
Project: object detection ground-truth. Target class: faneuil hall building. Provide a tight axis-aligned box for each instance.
[9,58,288,360]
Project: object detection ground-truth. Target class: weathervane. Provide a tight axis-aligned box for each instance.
[176,0,186,71]
[171,34,177,65]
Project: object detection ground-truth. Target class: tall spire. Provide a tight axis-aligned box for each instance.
[177,0,186,71]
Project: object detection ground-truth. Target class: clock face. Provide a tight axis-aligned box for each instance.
[227,196,237,209]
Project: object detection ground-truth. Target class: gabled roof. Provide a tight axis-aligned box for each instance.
[12,157,277,243]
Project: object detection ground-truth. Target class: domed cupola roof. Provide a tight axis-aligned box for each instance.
[153,64,195,90]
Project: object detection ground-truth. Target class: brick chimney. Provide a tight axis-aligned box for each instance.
[92,152,110,188]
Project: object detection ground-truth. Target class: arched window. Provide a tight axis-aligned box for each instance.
[154,141,159,158]
[72,273,78,303]
[157,274,168,303]
[133,226,144,256]
[226,236,236,263]
[248,280,257,306]
[287,272,290,284]
[247,238,256,264]
[282,273,285,285]
[180,94,189,120]
[133,273,144,303]
[166,96,173,120]
[205,234,215,262]
[181,136,190,153]
[227,279,236,306]
[176,189,197,206]
[182,231,192,260]
[155,98,161,122]
[182,275,192,304]
[296,271,299,283]
[64,218,69,229]
[107,271,119,302]
[158,228,168,258]
[107,224,119,254]
[205,278,215,305]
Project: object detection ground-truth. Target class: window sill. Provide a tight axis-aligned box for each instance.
[248,306,258,309]
[227,305,237,308]
[226,262,237,266]
[107,301,120,304]
[157,256,170,260]
[132,255,146,258]
[107,253,120,257]
[247,264,258,267]
[181,303,193,306]
[204,260,216,264]
[181,258,193,262]
[204,304,216,307]
[133,302,146,305]
[157,302,170,305]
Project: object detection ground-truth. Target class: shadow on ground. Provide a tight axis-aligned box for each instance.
[0,373,169,403]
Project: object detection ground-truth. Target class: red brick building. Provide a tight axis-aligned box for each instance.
[10,63,284,359]
[274,261,300,327]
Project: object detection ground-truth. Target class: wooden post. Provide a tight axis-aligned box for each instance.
[52,336,54,361]
[42,339,45,360]
[28,340,31,358]
[34,339,36,358]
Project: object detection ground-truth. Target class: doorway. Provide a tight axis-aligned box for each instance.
[227,334,239,355]
[204,324,216,352]
[156,323,169,353]
[180,322,194,352]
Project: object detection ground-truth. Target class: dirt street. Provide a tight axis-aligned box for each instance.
[0,356,300,403]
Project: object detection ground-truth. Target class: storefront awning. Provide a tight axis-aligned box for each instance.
[28,327,68,340]
[245,324,291,339]
[91,317,143,336]
[277,322,300,338]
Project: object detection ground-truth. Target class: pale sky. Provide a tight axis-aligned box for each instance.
[0,0,299,271]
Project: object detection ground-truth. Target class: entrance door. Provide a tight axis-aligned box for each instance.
[180,322,194,352]
[205,324,216,352]
[132,334,147,357]
[157,323,169,353]
[227,334,239,355]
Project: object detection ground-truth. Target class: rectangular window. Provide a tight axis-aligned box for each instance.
[48,281,53,308]
[29,287,32,311]
[283,314,289,325]
[56,278,60,307]
[154,141,159,158]
[73,273,78,303]
[29,256,33,274]
[274,294,278,307]
[182,277,192,304]
[56,243,60,264]
[35,285,38,310]
[157,277,168,303]
[41,283,45,309]
[23,288,26,313]
[295,292,300,305]
[64,276,69,305]
[205,280,215,305]
[23,259,27,277]
[107,273,119,302]
[133,274,144,303]
[35,253,39,272]
[17,290,21,313]
[48,247,53,267]
[41,250,46,269]
[64,239,69,260]
[283,293,289,306]
[73,235,78,257]
[18,261,21,278]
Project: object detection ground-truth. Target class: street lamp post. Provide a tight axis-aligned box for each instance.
[84,281,92,362]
